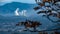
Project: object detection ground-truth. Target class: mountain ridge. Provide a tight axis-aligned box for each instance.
[0,2,36,14]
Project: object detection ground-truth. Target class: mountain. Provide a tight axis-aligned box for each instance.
[0,2,36,14]
[0,2,37,22]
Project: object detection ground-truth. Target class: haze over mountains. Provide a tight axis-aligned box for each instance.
[0,2,37,22]
[0,2,36,16]
[0,2,58,32]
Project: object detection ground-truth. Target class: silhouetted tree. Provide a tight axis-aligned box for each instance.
[33,0,60,33]
[34,0,60,23]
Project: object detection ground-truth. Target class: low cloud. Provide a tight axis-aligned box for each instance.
[19,10,27,17]
[15,8,27,17]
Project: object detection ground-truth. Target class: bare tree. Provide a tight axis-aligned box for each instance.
[34,0,60,23]
[33,0,60,33]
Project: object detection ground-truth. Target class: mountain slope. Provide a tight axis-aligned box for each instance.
[0,2,36,14]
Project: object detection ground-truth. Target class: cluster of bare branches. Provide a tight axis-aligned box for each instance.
[34,0,60,23]
[16,19,42,31]
[33,0,60,33]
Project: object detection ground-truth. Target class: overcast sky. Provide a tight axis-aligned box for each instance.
[0,0,35,5]
[0,0,36,6]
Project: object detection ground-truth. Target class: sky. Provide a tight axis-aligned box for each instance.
[0,0,36,6]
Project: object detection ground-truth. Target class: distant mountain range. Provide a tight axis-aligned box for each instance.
[0,2,37,21]
[0,2,36,15]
